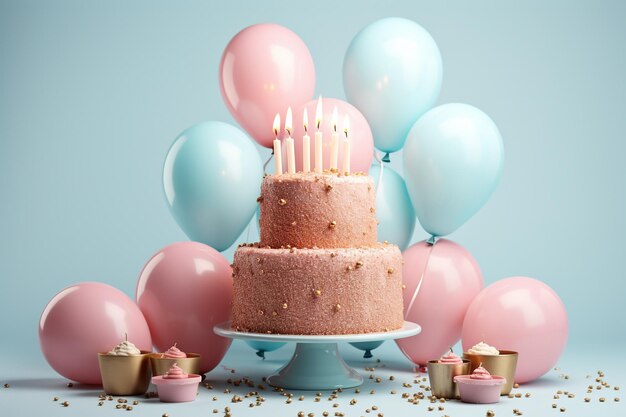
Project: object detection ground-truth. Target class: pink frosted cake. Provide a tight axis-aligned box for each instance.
[231,172,404,335]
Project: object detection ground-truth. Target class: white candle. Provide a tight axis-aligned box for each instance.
[314,96,323,173]
[285,107,295,174]
[273,113,282,175]
[341,115,351,174]
[302,108,310,173]
[329,106,339,171]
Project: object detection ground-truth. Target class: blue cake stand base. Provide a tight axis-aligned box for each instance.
[213,321,421,390]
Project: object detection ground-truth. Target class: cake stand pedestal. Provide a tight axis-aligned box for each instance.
[213,321,420,390]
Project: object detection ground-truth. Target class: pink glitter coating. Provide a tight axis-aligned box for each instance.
[259,172,377,249]
[232,243,404,335]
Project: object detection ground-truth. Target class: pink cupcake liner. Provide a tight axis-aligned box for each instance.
[152,374,201,402]
[454,375,506,404]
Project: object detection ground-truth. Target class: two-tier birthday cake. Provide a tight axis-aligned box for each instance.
[231,171,404,335]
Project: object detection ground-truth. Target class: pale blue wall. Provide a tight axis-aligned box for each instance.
[1,0,625,360]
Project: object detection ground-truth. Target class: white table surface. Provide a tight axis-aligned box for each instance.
[1,340,623,417]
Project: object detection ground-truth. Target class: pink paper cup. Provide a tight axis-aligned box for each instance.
[152,374,201,402]
[454,375,506,404]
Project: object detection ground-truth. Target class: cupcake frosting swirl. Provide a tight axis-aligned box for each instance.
[470,365,493,380]
[467,341,499,355]
[163,363,187,379]
[107,340,141,356]
[163,344,187,359]
[438,349,463,364]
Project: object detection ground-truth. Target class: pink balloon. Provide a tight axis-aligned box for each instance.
[136,242,232,374]
[219,24,315,148]
[39,282,152,385]
[462,277,568,383]
[288,97,374,173]
[396,239,484,366]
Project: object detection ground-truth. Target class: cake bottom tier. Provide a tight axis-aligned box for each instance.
[232,243,404,335]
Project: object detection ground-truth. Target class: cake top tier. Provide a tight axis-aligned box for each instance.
[258,172,378,249]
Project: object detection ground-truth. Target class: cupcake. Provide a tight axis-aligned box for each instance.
[149,343,201,376]
[463,341,518,395]
[454,364,506,403]
[98,339,151,396]
[426,349,470,399]
[152,363,201,402]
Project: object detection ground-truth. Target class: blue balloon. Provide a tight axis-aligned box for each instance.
[369,164,416,250]
[163,121,263,251]
[245,340,287,359]
[349,341,385,359]
[403,104,504,237]
[343,17,442,154]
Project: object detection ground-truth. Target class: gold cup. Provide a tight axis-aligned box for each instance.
[427,360,471,399]
[98,352,151,396]
[149,353,202,376]
[463,350,518,395]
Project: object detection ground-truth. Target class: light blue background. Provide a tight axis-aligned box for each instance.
[1,0,625,369]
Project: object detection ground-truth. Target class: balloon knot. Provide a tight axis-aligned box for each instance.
[363,350,373,359]
[255,350,266,360]
[427,235,438,245]
[381,153,391,163]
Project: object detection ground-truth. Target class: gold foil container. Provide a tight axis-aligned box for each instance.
[98,352,151,396]
[149,353,202,376]
[427,360,471,399]
[463,350,518,395]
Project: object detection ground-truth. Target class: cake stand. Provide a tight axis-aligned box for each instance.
[214,321,421,390]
